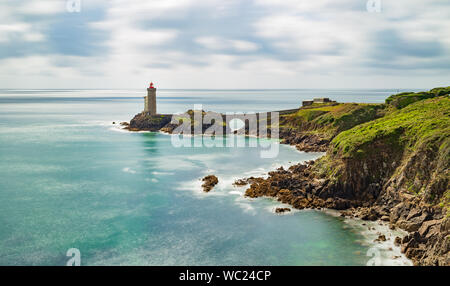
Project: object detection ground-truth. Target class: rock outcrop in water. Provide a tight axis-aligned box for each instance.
[127,112,172,131]
[275,207,291,213]
[202,175,219,192]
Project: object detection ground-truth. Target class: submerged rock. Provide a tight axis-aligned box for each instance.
[275,207,291,214]
[374,235,387,242]
[233,178,250,186]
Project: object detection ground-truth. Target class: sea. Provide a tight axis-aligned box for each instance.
[0,89,416,266]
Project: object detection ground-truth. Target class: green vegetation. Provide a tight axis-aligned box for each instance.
[332,96,450,158]
[305,87,450,211]
[281,87,450,144]
[441,189,450,217]
[385,86,450,109]
[280,103,384,139]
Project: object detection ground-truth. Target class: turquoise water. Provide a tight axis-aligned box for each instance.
[0,89,399,265]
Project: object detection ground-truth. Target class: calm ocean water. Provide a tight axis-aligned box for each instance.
[0,89,413,265]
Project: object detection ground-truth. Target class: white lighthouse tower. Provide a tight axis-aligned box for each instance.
[144,82,157,115]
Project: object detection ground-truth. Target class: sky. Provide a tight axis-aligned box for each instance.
[0,0,449,89]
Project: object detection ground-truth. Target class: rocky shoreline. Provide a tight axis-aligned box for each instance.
[236,159,448,265]
[125,109,329,153]
[125,87,449,266]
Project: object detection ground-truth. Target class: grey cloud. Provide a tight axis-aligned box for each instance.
[364,29,448,72]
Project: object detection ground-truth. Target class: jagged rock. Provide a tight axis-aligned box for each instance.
[358,208,379,221]
[201,175,218,192]
[233,179,249,186]
[406,208,422,220]
[418,220,441,237]
[275,208,291,213]
[128,112,172,131]
[396,219,422,232]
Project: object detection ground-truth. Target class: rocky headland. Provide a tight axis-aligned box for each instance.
[127,87,450,265]
[241,87,450,266]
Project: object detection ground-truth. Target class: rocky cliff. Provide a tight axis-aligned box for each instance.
[242,87,450,265]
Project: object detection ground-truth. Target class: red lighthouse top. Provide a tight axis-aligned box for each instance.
[149,82,155,89]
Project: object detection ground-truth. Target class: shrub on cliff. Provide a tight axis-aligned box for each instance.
[280,103,384,139]
[385,86,450,109]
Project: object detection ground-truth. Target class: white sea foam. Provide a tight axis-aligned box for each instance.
[144,156,200,171]
[176,177,221,198]
[236,202,256,215]
[264,203,300,215]
[109,126,129,133]
[228,190,243,195]
[323,209,412,266]
[234,196,257,215]
[152,171,174,176]
[122,167,136,174]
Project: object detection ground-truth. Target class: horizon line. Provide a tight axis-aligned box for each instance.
[0,87,428,91]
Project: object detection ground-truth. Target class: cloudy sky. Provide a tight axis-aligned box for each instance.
[0,0,449,89]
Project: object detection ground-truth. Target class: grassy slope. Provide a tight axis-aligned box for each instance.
[279,102,385,139]
[332,96,450,159]
[279,87,450,142]
[314,87,450,213]
[385,86,450,109]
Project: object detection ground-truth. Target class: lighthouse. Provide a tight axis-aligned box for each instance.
[144,82,157,115]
